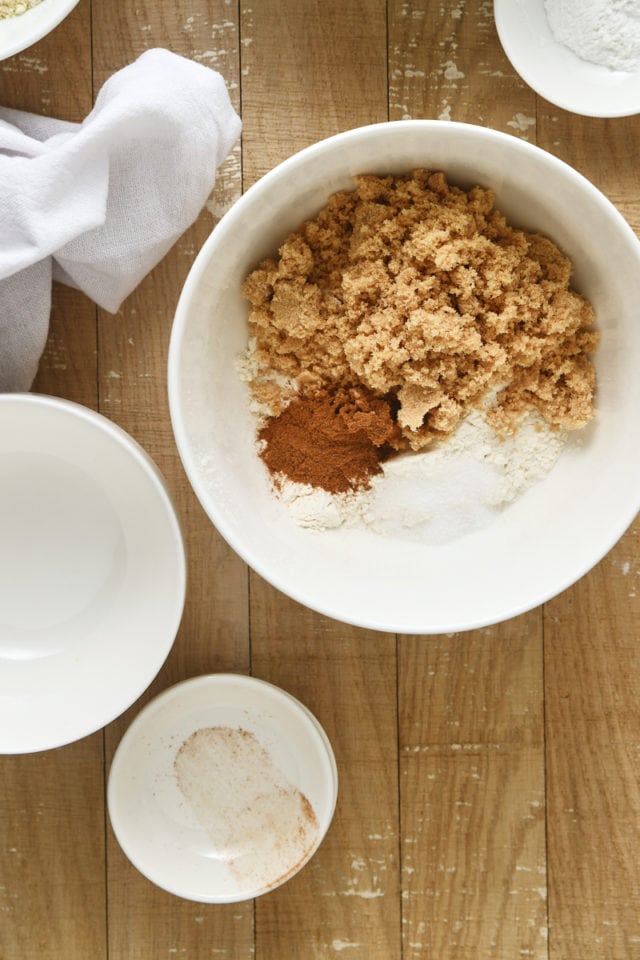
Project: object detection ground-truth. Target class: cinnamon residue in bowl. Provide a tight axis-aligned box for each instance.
[242,170,598,493]
[174,726,320,894]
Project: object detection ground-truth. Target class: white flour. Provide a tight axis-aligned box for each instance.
[278,408,566,545]
[544,0,640,72]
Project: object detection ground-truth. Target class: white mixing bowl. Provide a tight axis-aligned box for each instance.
[168,120,640,634]
[0,394,186,752]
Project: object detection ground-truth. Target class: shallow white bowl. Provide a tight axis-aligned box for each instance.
[168,120,640,634]
[0,394,186,753]
[494,0,640,117]
[0,0,79,60]
[108,674,338,903]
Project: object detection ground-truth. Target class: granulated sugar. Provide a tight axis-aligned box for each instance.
[544,0,640,72]
[278,409,566,544]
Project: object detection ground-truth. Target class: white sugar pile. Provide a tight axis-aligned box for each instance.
[544,0,640,72]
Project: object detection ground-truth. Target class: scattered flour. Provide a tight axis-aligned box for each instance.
[544,0,640,72]
[278,409,566,545]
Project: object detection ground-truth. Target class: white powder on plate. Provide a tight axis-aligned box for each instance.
[277,408,566,544]
[544,0,640,72]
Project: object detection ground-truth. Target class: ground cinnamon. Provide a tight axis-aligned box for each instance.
[258,386,404,493]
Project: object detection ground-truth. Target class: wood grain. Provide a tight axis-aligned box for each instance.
[399,619,547,960]
[241,0,388,184]
[250,591,401,959]
[1,1,639,958]
[544,523,640,960]
[0,736,107,960]
[535,99,640,960]
[388,0,536,129]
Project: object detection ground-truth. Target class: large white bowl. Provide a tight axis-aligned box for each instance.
[0,0,80,61]
[494,0,640,118]
[0,394,186,752]
[168,120,640,635]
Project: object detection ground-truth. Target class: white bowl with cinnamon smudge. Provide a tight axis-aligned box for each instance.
[168,120,640,634]
[107,674,338,903]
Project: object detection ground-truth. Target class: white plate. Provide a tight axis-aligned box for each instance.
[107,674,338,903]
[0,0,80,60]
[494,0,640,117]
[0,394,186,753]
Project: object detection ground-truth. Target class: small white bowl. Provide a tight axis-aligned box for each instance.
[494,0,640,117]
[0,393,186,753]
[0,0,80,60]
[168,120,640,634]
[107,674,338,903]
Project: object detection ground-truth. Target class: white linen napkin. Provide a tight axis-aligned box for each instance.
[0,48,241,391]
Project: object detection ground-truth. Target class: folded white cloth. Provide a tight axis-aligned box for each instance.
[0,48,241,391]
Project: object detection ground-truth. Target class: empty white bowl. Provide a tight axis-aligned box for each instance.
[107,674,338,902]
[0,394,186,753]
[494,0,640,117]
[168,120,640,634]
[0,0,80,61]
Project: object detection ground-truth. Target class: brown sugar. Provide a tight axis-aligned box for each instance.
[242,170,598,487]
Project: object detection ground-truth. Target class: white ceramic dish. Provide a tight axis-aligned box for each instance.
[107,674,338,903]
[494,0,640,117]
[0,0,79,60]
[168,120,640,635]
[0,394,186,753]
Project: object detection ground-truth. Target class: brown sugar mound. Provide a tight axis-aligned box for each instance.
[243,169,598,464]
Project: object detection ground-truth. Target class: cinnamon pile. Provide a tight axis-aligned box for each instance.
[258,386,403,493]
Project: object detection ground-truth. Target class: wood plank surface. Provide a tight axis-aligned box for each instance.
[536,99,640,960]
[1,2,639,959]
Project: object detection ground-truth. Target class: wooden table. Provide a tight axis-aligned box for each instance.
[1,2,639,958]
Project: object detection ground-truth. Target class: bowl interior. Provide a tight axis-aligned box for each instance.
[169,121,640,634]
[0,395,185,752]
[107,674,338,903]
